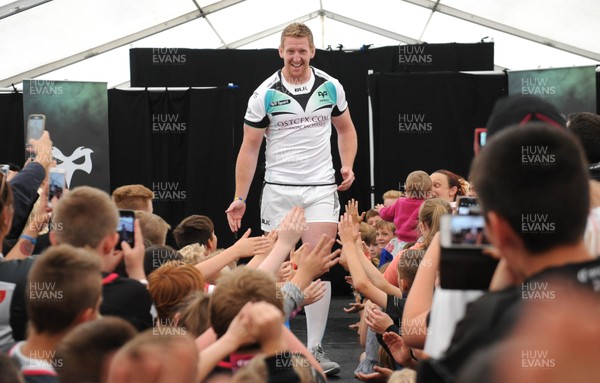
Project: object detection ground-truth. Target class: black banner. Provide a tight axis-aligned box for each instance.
[0,92,24,166]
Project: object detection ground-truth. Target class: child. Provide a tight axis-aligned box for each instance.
[377,170,432,253]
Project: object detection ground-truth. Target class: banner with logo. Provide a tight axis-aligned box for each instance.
[508,66,597,114]
[368,72,506,198]
[108,88,238,246]
[23,80,110,191]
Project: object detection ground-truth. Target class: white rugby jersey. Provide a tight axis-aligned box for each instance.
[244,67,348,185]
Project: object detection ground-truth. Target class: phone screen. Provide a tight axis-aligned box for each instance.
[439,214,498,290]
[116,210,135,250]
[48,169,65,206]
[27,114,45,141]
[457,197,480,215]
[441,214,491,249]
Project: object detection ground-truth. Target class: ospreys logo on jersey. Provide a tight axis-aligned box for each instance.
[265,81,337,116]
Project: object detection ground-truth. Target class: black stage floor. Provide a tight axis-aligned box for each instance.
[290,295,365,383]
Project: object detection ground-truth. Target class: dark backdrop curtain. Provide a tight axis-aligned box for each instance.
[368,72,507,198]
[108,88,237,248]
[0,92,24,165]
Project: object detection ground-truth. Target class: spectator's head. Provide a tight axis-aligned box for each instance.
[365,209,382,227]
[398,249,425,293]
[388,369,417,383]
[0,172,14,240]
[486,95,566,138]
[173,291,211,338]
[173,215,216,251]
[418,197,452,248]
[51,186,119,253]
[375,220,395,250]
[107,329,198,383]
[111,184,154,213]
[56,316,137,383]
[148,261,204,324]
[382,189,403,207]
[210,267,282,339]
[359,222,379,261]
[405,170,432,200]
[27,245,102,336]
[135,211,170,246]
[430,169,468,202]
[232,353,319,383]
[471,123,589,263]
[143,245,183,276]
[0,353,23,383]
[567,111,600,165]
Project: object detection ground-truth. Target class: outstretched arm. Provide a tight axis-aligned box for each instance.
[338,213,387,308]
[402,232,440,349]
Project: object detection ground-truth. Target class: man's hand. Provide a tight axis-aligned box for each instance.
[338,166,355,191]
[225,199,246,232]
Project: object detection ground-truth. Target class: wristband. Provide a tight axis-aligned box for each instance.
[20,234,37,245]
[234,196,246,203]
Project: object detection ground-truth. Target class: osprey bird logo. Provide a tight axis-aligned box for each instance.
[52,146,94,188]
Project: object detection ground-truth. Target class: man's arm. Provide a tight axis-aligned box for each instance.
[225,124,265,232]
[332,108,358,191]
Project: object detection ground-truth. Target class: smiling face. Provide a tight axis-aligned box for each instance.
[430,172,457,202]
[279,36,315,84]
[376,226,394,249]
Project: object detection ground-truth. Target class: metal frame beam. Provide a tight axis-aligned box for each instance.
[0,0,52,20]
[0,0,245,87]
[222,9,420,49]
[402,0,600,61]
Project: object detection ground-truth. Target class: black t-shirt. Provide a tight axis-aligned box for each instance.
[100,272,153,331]
[417,257,600,383]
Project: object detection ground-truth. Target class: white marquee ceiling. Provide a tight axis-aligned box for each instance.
[0,0,598,89]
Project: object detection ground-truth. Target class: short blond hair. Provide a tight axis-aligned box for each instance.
[382,189,403,200]
[53,186,119,248]
[135,211,170,246]
[281,23,314,49]
[112,184,154,211]
[28,245,102,335]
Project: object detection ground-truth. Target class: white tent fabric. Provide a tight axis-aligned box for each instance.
[0,0,598,89]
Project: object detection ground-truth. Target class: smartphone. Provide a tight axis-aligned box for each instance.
[0,164,8,177]
[27,114,45,141]
[473,127,487,156]
[116,209,135,250]
[439,214,498,290]
[47,167,66,207]
[457,196,480,216]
